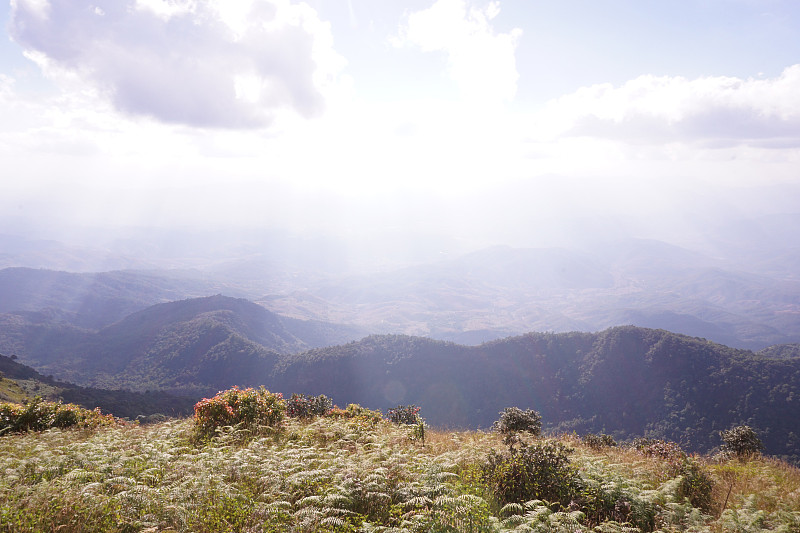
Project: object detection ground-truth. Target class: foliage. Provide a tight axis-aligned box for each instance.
[387,404,426,447]
[482,440,579,506]
[721,425,764,459]
[7,323,800,463]
[492,407,542,450]
[677,459,715,512]
[0,397,117,435]
[583,433,617,449]
[1,404,799,532]
[387,404,421,425]
[286,393,333,419]
[192,386,285,442]
[632,437,686,461]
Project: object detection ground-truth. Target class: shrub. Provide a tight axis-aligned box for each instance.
[192,386,285,441]
[387,404,426,446]
[0,397,116,435]
[286,393,333,419]
[492,407,542,449]
[720,425,763,459]
[631,437,685,461]
[677,459,715,512]
[582,433,617,449]
[482,440,578,506]
[326,403,384,429]
[387,404,421,425]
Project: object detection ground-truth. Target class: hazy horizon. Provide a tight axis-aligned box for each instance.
[1,0,799,271]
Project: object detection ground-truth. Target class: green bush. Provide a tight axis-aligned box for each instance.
[677,459,715,512]
[192,386,285,442]
[286,393,333,419]
[0,397,116,435]
[492,407,542,449]
[582,433,617,449]
[720,425,763,459]
[482,440,578,506]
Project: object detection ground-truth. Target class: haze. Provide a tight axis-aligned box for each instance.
[1,1,799,343]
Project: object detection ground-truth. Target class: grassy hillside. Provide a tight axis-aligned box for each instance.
[6,323,799,461]
[1,404,798,532]
[0,354,195,419]
[270,328,800,462]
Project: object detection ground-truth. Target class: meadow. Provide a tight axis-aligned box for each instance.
[1,391,799,532]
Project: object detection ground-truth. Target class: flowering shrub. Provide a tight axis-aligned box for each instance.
[0,397,117,435]
[387,405,421,425]
[193,386,285,441]
[285,393,333,419]
[632,437,686,461]
[325,404,384,431]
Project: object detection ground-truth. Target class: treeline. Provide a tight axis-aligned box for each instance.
[267,327,800,463]
[0,354,194,419]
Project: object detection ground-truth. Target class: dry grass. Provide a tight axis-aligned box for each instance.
[1,414,799,532]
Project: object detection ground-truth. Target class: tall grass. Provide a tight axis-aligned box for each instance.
[1,407,799,531]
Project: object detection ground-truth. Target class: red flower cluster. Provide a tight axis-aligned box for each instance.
[193,386,285,440]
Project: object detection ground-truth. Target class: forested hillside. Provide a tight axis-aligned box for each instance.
[0,353,194,418]
[270,327,800,462]
[7,312,798,462]
[0,294,364,392]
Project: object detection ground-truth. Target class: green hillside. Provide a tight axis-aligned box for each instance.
[5,301,800,461]
[0,354,194,419]
[270,327,800,462]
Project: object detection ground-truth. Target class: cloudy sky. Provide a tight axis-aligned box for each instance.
[2,0,799,251]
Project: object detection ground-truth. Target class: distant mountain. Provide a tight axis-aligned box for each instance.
[2,295,365,393]
[268,327,800,462]
[7,291,799,461]
[758,343,800,360]
[0,267,243,329]
[3,229,799,349]
[0,353,195,419]
[261,240,800,349]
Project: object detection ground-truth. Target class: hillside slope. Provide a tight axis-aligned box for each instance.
[0,267,238,329]
[5,296,799,461]
[2,295,365,392]
[0,354,194,418]
[271,327,800,461]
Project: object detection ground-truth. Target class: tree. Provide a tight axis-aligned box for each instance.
[720,425,763,459]
[493,407,542,450]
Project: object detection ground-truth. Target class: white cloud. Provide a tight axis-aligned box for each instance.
[8,0,345,128]
[544,65,800,147]
[134,0,195,21]
[394,0,522,105]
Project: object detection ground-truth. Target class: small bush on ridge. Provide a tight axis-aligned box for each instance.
[0,397,117,435]
[582,433,617,449]
[493,406,542,450]
[720,425,763,459]
[286,393,333,419]
[193,386,284,442]
[387,404,421,425]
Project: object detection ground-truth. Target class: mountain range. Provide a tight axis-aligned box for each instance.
[2,289,799,463]
[1,228,799,463]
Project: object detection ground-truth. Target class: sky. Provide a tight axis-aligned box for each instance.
[1,0,800,253]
